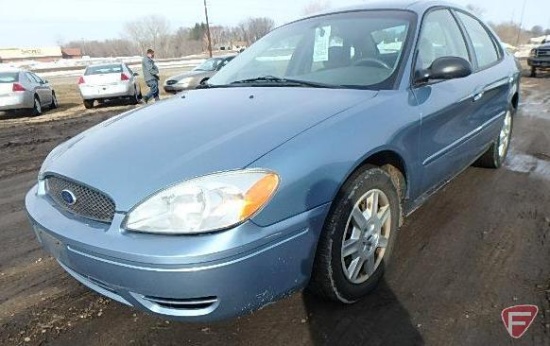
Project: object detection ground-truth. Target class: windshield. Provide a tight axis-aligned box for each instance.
[85,64,123,75]
[209,11,415,89]
[194,58,226,71]
[0,72,19,83]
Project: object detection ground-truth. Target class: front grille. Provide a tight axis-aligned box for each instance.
[166,80,178,85]
[536,49,550,57]
[45,176,116,223]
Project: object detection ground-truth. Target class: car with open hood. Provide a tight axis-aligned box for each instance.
[26,1,520,322]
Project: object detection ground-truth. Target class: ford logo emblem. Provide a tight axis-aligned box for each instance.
[61,190,77,206]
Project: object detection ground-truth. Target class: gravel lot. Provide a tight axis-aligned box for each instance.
[0,70,549,346]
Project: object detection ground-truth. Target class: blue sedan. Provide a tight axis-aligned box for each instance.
[26,1,520,321]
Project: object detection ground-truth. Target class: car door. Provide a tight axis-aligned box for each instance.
[412,8,483,194]
[28,73,52,105]
[453,10,512,152]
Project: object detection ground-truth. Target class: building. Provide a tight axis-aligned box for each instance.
[61,48,82,59]
[0,47,64,63]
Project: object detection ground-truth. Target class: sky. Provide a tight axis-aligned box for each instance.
[0,0,549,47]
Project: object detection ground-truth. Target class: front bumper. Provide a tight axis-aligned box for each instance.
[163,84,192,93]
[527,57,550,68]
[0,92,32,111]
[25,184,328,321]
[79,83,134,100]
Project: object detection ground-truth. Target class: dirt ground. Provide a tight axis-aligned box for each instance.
[0,71,549,346]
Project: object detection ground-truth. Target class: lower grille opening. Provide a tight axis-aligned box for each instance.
[142,295,218,310]
[87,276,117,294]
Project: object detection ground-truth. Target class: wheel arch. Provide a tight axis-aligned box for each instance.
[511,92,519,111]
[344,148,409,201]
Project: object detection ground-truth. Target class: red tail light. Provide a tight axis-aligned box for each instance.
[121,73,130,81]
[12,83,26,92]
[78,76,85,85]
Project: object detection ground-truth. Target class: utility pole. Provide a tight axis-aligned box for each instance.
[515,0,527,46]
[203,0,213,58]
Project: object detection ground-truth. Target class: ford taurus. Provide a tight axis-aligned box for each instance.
[26,1,520,321]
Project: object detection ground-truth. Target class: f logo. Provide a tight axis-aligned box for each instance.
[501,305,538,339]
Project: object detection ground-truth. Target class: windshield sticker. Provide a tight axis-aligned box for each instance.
[313,26,331,62]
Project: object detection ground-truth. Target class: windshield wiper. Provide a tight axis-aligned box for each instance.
[229,76,345,89]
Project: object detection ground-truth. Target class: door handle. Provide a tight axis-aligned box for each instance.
[473,90,485,102]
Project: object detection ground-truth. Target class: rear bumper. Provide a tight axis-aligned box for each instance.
[0,92,33,111]
[25,184,329,321]
[79,83,134,100]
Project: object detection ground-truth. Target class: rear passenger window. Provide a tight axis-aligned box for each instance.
[417,10,470,70]
[456,12,500,69]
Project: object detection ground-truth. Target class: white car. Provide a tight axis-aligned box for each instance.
[0,68,58,116]
[78,63,142,109]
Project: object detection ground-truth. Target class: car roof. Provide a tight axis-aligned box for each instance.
[0,67,24,73]
[305,0,469,18]
[85,63,124,69]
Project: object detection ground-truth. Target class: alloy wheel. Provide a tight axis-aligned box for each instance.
[341,189,392,284]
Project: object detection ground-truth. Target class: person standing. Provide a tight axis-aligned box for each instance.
[142,49,160,103]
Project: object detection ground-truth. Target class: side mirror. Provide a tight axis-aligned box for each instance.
[415,57,472,85]
[133,72,139,77]
[43,80,49,84]
[200,77,210,85]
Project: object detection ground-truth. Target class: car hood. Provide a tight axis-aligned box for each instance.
[167,70,212,81]
[43,87,377,211]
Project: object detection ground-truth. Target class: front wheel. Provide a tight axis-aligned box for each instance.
[31,96,42,116]
[308,166,401,303]
[530,67,537,78]
[474,106,514,169]
[50,92,59,109]
[130,87,140,105]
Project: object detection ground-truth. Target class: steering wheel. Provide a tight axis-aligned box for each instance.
[352,58,391,69]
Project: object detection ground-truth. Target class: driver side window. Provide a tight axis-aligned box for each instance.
[417,9,470,70]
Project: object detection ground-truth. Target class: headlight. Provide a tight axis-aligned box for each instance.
[530,49,537,57]
[124,169,279,234]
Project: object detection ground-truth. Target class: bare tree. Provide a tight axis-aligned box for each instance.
[123,15,172,57]
[240,17,276,44]
[171,27,203,57]
[302,0,331,15]
[531,25,544,37]
[491,21,534,44]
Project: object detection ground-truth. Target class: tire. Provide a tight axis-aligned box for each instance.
[130,87,140,105]
[83,100,94,109]
[50,92,59,109]
[474,106,514,169]
[530,67,537,78]
[308,166,401,303]
[31,96,42,116]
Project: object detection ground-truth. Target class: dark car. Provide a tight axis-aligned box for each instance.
[26,1,520,322]
[163,55,236,93]
[528,40,550,77]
